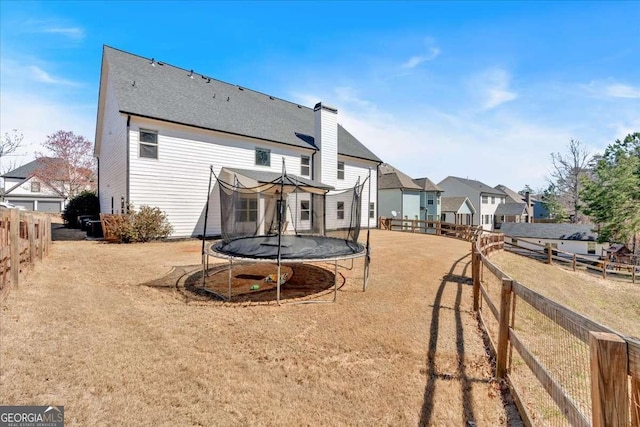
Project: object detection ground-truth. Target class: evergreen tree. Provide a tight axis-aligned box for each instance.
[580,132,640,245]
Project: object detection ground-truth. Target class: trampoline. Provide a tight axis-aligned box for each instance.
[201,163,372,304]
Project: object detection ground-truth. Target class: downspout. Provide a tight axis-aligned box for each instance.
[126,115,131,213]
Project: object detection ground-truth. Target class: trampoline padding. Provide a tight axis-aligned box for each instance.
[211,235,364,260]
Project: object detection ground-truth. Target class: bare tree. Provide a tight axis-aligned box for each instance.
[0,129,24,175]
[548,139,592,223]
[34,130,96,199]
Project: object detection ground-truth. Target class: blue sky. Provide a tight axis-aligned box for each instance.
[1,1,639,191]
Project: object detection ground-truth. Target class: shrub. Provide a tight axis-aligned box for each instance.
[131,205,173,242]
[62,191,99,228]
[103,205,173,243]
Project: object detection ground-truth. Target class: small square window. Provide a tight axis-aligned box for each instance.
[255,148,271,166]
[337,161,345,180]
[337,201,345,220]
[300,200,310,221]
[30,182,41,193]
[139,129,158,159]
[301,155,310,176]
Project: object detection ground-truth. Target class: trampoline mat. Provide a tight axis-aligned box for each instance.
[211,235,365,260]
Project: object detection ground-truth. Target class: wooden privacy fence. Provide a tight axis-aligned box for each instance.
[504,238,638,283]
[0,209,52,301]
[473,233,640,426]
[379,217,482,241]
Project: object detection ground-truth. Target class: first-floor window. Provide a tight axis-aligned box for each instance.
[236,197,258,222]
[441,213,446,221]
[337,201,345,220]
[587,242,596,255]
[300,200,310,221]
[139,129,158,159]
[369,202,375,219]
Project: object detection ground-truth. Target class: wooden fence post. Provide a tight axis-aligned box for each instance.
[38,219,44,261]
[496,278,513,378]
[472,250,480,311]
[10,208,20,289]
[603,261,607,279]
[632,377,640,427]
[573,254,577,271]
[28,215,35,265]
[589,332,628,427]
[547,245,553,265]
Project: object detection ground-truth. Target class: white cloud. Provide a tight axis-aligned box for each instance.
[401,47,440,69]
[582,80,640,99]
[604,84,640,99]
[471,68,518,110]
[29,66,78,86]
[41,27,85,40]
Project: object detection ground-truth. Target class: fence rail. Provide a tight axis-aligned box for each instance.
[379,217,481,241]
[0,209,52,301]
[473,234,640,426]
[504,238,638,283]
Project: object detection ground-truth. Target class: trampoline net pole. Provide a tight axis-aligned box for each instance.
[228,259,233,301]
[333,260,338,302]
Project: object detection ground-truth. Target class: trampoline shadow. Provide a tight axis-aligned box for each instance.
[180,262,346,304]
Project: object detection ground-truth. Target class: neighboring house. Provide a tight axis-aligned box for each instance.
[1,158,66,212]
[602,244,634,264]
[441,197,476,225]
[437,176,507,231]
[377,163,422,221]
[495,184,533,224]
[494,203,528,229]
[500,223,607,257]
[413,177,443,221]
[94,46,381,238]
[532,195,549,220]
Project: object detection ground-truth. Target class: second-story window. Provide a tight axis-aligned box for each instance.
[139,129,158,159]
[255,148,270,166]
[491,196,496,204]
[337,161,345,180]
[482,195,488,204]
[301,155,310,176]
[427,194,434,205]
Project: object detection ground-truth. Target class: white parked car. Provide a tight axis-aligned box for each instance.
[0,201,27,210]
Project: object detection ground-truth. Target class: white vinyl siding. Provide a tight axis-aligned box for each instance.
[97,76,128,214]
[128,117,316,237]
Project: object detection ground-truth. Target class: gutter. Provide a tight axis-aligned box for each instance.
[126,115,130,213]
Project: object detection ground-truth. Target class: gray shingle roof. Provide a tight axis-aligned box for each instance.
[500,223,597,241]
[102,46,381,162]
[378,163,421,190]
[440,176,506,195]
[495,203,527,216]
[441,196,476,213]
[495,184,525,203]
[1,158,60,179]
[413,177,443,192]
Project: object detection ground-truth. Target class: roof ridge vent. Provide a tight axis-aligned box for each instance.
[188,69,194,79]
[150,58,155,66]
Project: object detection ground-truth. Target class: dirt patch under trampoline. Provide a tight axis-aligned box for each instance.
[181,262,343,303]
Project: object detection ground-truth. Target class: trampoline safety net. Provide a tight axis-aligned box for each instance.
[214,169,366,260]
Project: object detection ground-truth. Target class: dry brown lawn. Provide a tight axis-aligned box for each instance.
[489,251,640,339]
[0,230,521,426]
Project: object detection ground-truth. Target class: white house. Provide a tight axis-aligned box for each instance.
[94,46,381,238]
[441,197,476,225]
[500,223,607,257]
[437,176,506,231]
[1,158,66,212]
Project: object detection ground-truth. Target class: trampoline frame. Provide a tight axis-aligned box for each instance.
[200,163,372,305]
[203,240,367,304]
